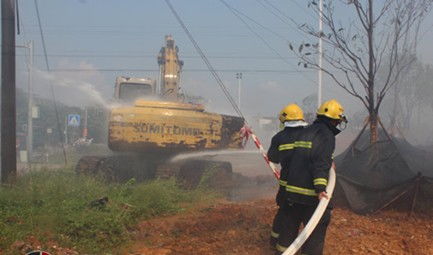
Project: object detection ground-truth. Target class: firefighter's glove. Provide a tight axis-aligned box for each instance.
[318,191,329,200]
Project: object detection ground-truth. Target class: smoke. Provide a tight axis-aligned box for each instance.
[32,61,117,109]
[35,70,107,107]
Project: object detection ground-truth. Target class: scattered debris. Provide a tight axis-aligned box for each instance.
[89,196,109,209]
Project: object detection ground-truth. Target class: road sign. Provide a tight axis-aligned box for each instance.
[32,106,39,119]
[68,114,81,127]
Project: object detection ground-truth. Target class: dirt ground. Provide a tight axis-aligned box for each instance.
[125,153,433,255]
[11,153,432,254]
[126,199,433,255]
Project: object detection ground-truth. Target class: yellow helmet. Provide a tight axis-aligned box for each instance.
[279,104,304,123]
[317,99,346,120]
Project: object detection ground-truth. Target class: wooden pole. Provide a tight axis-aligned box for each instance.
[1,0,17,183]
[409,174,421,217]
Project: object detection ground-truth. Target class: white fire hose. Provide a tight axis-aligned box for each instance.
[282,166,336,255]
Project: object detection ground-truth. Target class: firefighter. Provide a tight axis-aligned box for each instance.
[267,103,308,247]
[275,99,347,255]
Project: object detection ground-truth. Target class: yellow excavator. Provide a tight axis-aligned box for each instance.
[76,35,244,187]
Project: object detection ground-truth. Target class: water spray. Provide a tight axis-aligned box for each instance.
[170,149,259,163]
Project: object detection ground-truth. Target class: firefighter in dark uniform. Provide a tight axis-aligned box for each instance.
[268,103,308,247]
[274,99,347,255]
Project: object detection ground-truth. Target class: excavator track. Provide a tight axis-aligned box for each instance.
[76,155,234,193]
[176,160,233,190]
[75,156,103,176]
[75,155,157,182]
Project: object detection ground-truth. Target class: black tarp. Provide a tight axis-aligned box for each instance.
[334,129,433,215]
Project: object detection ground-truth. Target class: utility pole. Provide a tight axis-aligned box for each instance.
[317,0,323,108]
[236,72,242,109]
[16,41,34,168]
[83,108,88,138]
[1,0,17,182]
[64,117,68,145]
[27,41,33,167]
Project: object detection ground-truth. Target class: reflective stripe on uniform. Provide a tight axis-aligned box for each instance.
[278,144,294,151]
[279,180,287,186]
[285,184,317,196]
[293,141,312,148]
[276,243,288,252]
[313,178,328,186]
[271,231,279,238]
[278,141,312,151]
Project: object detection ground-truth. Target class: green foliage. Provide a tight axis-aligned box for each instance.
[0,169,216,253]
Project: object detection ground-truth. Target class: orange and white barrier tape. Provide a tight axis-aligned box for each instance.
[240,125,280,179]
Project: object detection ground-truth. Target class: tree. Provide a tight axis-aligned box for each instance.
[381,59,433,134]
[290,0,432,143]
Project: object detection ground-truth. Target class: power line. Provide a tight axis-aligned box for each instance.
[219,0,317,85]
[257,0,293,26]
[34,0,67,165]
[34,1,49,71]
[219,0,291,65]
[269,0,309,24]
[14,53,299,60]
[21,23,297,32]
[291,0,318,20]
[22,24,256,29]
[46,68,313,74]
[22,30,255,39]
[165,0,244,119]
[223,2,289,42]
[255,0,308,40]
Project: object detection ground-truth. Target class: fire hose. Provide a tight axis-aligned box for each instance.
[283,166,336,255]
[240,126,280,179]
[241,125,336,255]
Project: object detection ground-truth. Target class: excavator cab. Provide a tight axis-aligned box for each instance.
[114,76,157,103]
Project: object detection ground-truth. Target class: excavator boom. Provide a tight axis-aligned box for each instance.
[157,35,183,101]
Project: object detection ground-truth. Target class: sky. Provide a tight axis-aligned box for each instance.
[12,0,433,126]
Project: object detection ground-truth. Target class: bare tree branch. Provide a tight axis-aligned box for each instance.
[293,0,432,143]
